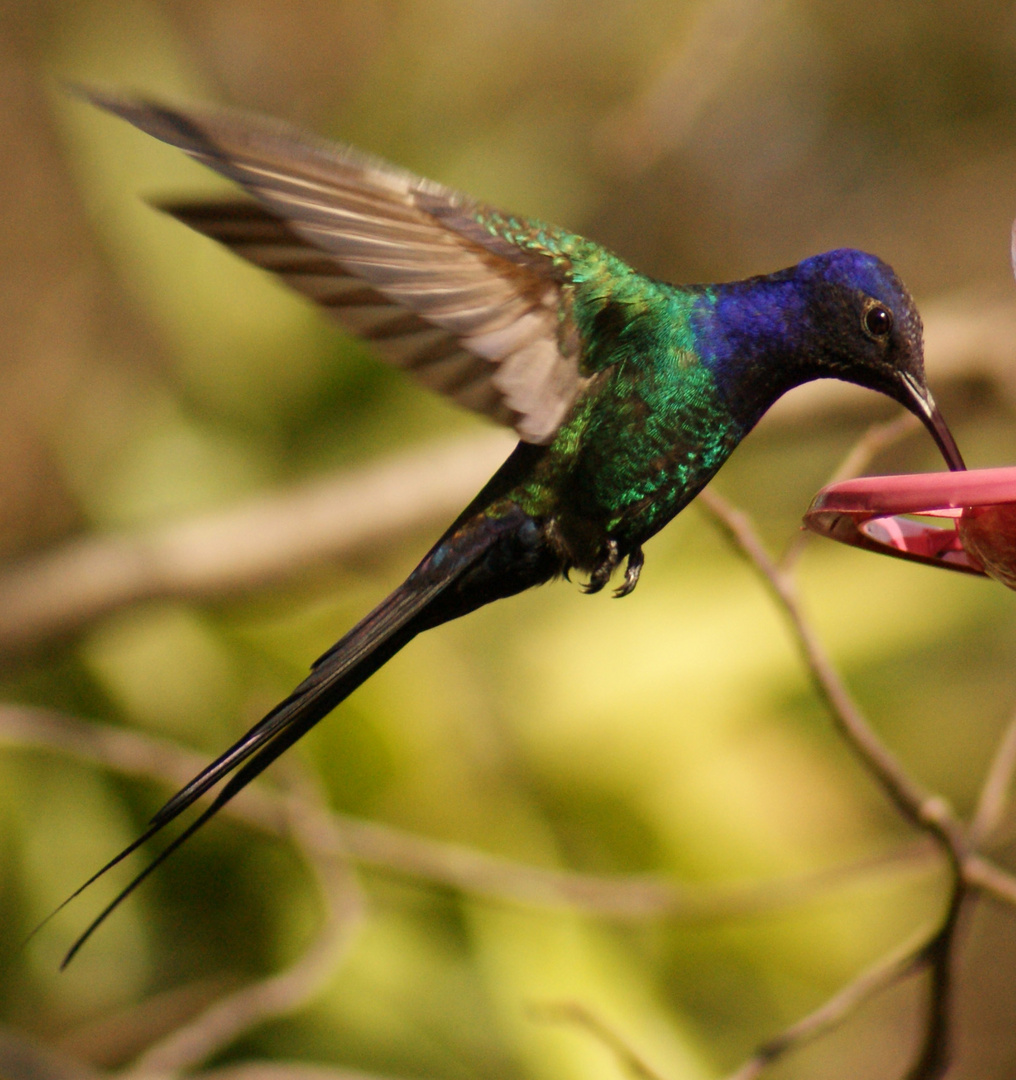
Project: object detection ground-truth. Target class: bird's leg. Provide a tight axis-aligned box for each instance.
[582,539,620,594]
[613,545,644,598]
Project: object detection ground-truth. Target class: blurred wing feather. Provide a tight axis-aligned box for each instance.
[86,91,590,443]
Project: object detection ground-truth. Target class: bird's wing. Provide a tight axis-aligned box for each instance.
[83,89,590,444]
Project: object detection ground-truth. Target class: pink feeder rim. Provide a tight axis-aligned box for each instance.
[803,466,1016,577]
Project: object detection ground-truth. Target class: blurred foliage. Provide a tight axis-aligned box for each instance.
[4,2,1016,1079]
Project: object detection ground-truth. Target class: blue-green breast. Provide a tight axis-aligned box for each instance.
[554,275,742,546]
[474,214,742,550]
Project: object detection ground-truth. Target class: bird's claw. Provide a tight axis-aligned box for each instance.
[613,546,644,598]
[583,541,644,597]
[582,539,619,594]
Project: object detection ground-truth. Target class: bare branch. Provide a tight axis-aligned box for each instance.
[970,704,1016,846]
[118,786,364,1079]
[824,413,925,488]
[0,433,514,658]
[902,888,968,1080]
[197,1064,409,1080]
[725,924,936,1080]
[780,412,922,571]
[0,705,936,926]
[696,487,967,854]
[695,485,979,1080]
[963,855,1016,907]
[529,1001,669,1080]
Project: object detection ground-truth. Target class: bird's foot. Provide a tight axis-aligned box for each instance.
[582,539,620,594]
[613,546,644,598]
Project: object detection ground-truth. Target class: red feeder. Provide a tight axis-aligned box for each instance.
[804,467,1016,590]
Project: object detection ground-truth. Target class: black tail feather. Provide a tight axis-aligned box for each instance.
[148,584,437,829]
[52,497,554,963]
[59,612,423,965]
[23,816,170,953]
[62,794,230,968]
[56,576,450,963]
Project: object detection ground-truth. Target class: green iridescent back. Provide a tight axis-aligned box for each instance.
[474,207,739,546]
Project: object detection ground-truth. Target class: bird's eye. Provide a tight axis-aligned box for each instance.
[862,302,893,340]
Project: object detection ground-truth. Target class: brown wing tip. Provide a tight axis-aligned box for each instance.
[154,198,309,250]
[69,83,199,150]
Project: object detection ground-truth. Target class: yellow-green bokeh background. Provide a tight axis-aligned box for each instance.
[4,2,1016,1078]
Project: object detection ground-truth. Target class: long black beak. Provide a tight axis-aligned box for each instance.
[900,372,966,472]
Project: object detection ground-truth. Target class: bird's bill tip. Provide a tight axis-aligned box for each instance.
[927,406,966,473]
[901,373,966,472]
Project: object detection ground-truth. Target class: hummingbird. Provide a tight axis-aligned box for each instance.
[60,89,965,961]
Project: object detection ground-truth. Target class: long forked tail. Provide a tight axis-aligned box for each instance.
[56,539,479,966]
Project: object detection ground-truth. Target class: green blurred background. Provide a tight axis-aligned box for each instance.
[4,2,1016,1078]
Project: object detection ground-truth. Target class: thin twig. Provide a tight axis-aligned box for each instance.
[970,705,1016,846]
[696,485,975,1080]
[963,855,1016,907]
[117,787,364,1079]
[697,487,967,855]
[0,705,936,924]
[529,1001,669,1080]
[0,432,514,659]
[824,413,925,489]
[780,411,922,571]
[725,923,936,1080]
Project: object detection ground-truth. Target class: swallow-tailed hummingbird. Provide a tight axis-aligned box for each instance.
[60,89,965,962]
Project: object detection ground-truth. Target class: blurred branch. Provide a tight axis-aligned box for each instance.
[0,705,935,924]
[822,412,924,488]
[2,1022,405,1080]
[963,856,1016,907]
[529,1002,668,1080]
[970,705,1016,846]
[698,486,967,851]
[921,298,1016,402]
[724,923,936,1080]
[779,411,922,570]
[905,890,965,1080]
[780,387,975,578]
[0,1027,99,1080]
[0,432,514,658]
[198,1067,407,1080]
[118,785,364,1080]
[596,0,769,172]
[695,486,983,1080]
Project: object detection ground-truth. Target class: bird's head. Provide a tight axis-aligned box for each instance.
[790,249,965,471]
[710,249,964,470]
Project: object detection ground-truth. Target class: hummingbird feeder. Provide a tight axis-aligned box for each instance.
[804,466,1016,590]
[805,218,1016,589]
